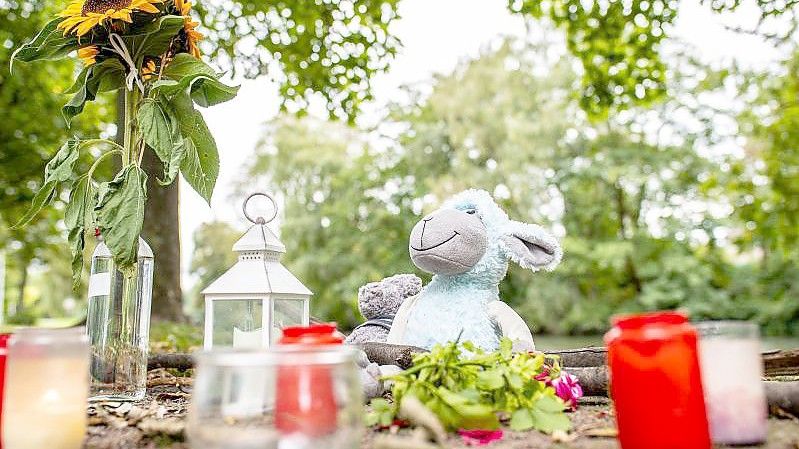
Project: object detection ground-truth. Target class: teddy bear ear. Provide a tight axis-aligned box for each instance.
[499,221,562,272]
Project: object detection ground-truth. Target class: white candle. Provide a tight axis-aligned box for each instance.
[697,322,767,445]
[2,328,89,449]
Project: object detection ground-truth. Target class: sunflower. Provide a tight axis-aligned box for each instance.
[77,45,99,65]
[141,59,158,80]
[58,0,164,37]
[174,0,202,58]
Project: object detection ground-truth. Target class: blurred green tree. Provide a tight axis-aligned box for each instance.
[185,221,241,320]
[508,0,799,118]
[239,117,421,326]
[240,38,795,335]
[0,0,110,321]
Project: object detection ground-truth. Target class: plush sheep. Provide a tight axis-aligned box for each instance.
[345,273,422,344]
[386,189,562,351]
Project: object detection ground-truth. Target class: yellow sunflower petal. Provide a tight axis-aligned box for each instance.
[58,1,84,17]
[135,2,160,13]
[109,9,133,22]
[77,45,99,66]
[74,17,100,36]
[57,17,84,32]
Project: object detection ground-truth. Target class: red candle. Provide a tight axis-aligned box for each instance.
[604,312,711,449]
[274,324,342,436]
[0,333,11,449]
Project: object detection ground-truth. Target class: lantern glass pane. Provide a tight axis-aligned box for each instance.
[212,299,264,348]
[271,298,305,342]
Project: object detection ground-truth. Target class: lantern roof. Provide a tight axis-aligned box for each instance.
[201,193,312,297]
[232,223,286,253]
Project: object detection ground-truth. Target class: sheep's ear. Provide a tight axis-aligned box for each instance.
[500,221,562,272]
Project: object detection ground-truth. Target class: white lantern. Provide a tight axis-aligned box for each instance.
[202,193,312,350]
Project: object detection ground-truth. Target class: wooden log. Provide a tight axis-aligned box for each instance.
[547,346,799,377]
[356,342,428,369]
[145,345,799,377]
[544,347,607,367]
[763,348,799,377]
[567,366,609,397]
[147,353,194,371]
[569,365,799,417]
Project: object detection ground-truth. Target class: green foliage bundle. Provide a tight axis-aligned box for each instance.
[367,338,571,433]
[12,0,238,285]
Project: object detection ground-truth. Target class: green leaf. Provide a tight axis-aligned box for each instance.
[509,408,534,431]
[536,395,567,413]
[530,396,571,433]
[162,53,218,79]
[95,165,148,274]
[169,93,219,203]
[127,15,185,59]
[153,53,239,107]
[12,181,57,228]
[13,138,81,227]
[65,174,95,290]
[458,403,500,430]
[476,370,505,390]
[191,78,240,107]
[10,18,78,69]
[45,138,81,183]
[63,59,126,125]
[138,98,186,185]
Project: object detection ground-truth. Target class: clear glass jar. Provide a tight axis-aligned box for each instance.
[3,327,90,449]
[86,237,154,401]
[696,321,767,445]
[188,346,363,449]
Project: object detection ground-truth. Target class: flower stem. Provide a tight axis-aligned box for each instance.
[122,87,140,166]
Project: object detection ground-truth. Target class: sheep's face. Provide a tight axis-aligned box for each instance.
[409,207,488,275]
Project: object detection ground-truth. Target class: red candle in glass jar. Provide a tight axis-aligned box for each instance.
[275,323,342,436]
[604,311,711,449]
[0,333,11,449]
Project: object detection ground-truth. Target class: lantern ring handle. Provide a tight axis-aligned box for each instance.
[243,192,278,225]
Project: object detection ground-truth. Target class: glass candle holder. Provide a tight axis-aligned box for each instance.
[187,346,363,449]
[604,311,711,449]
[695,321,767,445]
[2,328,90,449]
[0,333,11,449]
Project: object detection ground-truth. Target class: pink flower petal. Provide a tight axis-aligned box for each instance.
[551,371,584,411]
[458,429,504,446]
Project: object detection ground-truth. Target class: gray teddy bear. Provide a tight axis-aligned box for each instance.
[345,273,422,345]
[346,273,422,399]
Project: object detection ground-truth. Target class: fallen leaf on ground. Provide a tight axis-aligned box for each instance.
[583,427,618,438]
[551,430,576,443]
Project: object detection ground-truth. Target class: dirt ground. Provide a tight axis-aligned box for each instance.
[83,371,799,449]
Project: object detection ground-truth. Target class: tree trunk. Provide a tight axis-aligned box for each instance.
[141,149,184,322]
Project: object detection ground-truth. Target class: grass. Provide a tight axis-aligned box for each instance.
[149,321,202,353]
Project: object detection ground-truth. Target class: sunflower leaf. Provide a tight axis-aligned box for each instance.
[162,53,218,79]
[154,53,240,107]
[65,174,96,290]
[10,18,78,70]
[167,93,219,203]
[63,59,125,125]
[137,98,186,185]
[190,78,240,107]
[127,15,185,59]
[13,137,81,228]
[95,165,148,276]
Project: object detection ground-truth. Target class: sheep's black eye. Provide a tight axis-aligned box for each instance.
[466,209,477,215]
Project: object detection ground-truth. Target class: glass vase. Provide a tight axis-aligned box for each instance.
[86,236,154,401]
